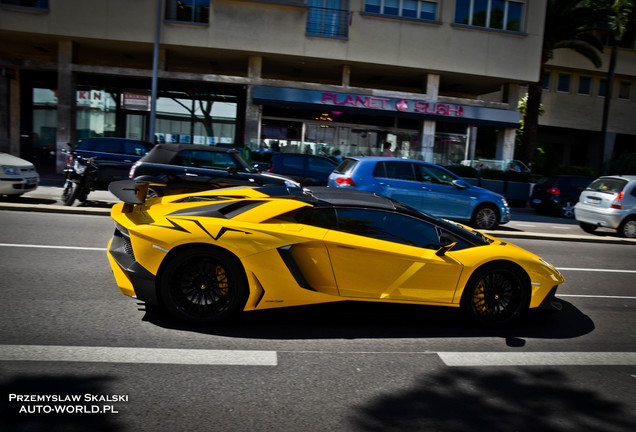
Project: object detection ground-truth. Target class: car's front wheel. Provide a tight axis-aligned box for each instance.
[471,204,499,230]
[461,263,529,327]
[618,217,636,238]
[159,247,248,324]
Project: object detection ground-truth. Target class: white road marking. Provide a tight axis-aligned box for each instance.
[438,352,636,367]
[0,243,104,251]
[558,294,636,300]
[0,345,278,366]
[557,267,636,274]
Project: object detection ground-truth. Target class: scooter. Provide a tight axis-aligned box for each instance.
[61,150,98,206]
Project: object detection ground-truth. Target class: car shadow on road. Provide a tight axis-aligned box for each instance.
[141,299,594,342]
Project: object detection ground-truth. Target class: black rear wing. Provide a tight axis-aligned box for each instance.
[108,180,161,212]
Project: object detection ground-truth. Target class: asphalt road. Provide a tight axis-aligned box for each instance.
[0,209,635,432]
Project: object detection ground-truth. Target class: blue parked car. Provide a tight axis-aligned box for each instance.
[327,157,510,230]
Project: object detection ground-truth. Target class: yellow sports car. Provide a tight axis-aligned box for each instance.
[106,180,564,327]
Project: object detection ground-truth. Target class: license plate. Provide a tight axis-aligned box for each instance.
[532,199,542,204]
[585,196,601,204]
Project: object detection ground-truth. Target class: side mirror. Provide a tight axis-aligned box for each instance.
[436,234,457,256]
[452,179,470,189]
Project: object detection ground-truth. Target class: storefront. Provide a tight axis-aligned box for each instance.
[252,86,521,165]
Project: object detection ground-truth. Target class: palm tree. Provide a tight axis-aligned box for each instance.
[518,0,605,167]
[587,0,634,173]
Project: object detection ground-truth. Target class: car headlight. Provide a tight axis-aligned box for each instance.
[2,165,18,175]
[73,160,87,174]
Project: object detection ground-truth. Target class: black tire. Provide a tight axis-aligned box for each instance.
[61,180,80,206]
[471,204,499,230]
[159,247,248,324]
[461,263,530,327]
[560,200,576,218]
[618,217,636,238]
[147,186,164,199]
[579,221,597,233]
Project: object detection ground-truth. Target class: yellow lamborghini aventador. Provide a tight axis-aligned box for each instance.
[106,180,564,327]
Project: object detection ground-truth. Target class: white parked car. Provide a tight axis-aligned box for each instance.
[0,152,40,197]
[574,175,636,238]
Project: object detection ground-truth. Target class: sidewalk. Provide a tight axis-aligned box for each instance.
[2,185,635,245]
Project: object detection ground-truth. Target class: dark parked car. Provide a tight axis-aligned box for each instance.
[530,175,593,218]
[72,137,153,189]
[129,143,300,196]
[267,153,338,186]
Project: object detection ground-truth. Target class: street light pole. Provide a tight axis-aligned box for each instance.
[149,0,162,142]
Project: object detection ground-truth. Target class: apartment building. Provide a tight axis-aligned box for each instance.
[2,0,548,174]
[540,47,636,172]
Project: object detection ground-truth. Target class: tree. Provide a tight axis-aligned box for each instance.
[518,0,605,167]
[587,0,634,174]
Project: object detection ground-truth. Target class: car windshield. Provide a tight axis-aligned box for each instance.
[586,178,627,194]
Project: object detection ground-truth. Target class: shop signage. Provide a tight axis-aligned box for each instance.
[253,86,521,127]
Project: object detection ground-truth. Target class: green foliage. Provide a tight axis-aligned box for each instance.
[609,153,636,174]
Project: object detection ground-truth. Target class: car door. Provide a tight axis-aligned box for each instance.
[372,161,423,209]
[416,164,473,219]
[323,208,463,303]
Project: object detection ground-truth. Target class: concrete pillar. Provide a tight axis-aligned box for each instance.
[56,40,76,173]
[342,65,350,87]
[0,70,10,153]
[495,128,516,161]
[244,56,262,148]
[420,73,440,161]
[467,125,477,161]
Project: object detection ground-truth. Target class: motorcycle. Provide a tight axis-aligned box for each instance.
[61,150,98,206]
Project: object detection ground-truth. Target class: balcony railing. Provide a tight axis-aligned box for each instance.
[306,6,349,38]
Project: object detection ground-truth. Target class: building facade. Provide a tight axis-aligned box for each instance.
[1,0,547,174]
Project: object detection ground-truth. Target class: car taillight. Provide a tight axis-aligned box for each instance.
[547,187,560,195]
[335,177,356,186]
[611,191,624,209]
[129,164,136,178]
[267,166,274,172]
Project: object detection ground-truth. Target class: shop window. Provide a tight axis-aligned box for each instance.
[364,0,438,20]
[307,0,349,38]
[0,0,48,9]
[557,73,571,93]
[578,76,591,96]
[454,0,524,32]
[618,81,632,100]
[165,0,210,24]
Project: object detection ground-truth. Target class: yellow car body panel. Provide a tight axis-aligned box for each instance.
[106,183,564,325]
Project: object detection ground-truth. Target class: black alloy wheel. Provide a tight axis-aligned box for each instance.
[159,247,248,324]
[471,204,499,230]
[461,264,529,327]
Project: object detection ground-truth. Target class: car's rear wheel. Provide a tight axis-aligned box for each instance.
[618,217,636,238]
[461,263,529,327]
[579,221,597,233]
[560,200,576,218]
[471,204,499,230]
[159,247,248,324]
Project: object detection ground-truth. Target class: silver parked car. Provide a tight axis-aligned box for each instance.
[574,175,636,238]
[0,152,39,197]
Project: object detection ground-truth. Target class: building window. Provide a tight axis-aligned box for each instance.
[0,0,48,9]
[364,0,439,20]
[578,76,591,95]
[598,79,608,97]
[307,0,349,38]
[542,72,551,90]
[165,0,210,24]
[618,81,632,100]
[454,0,524,32]
[557,73,571,93]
